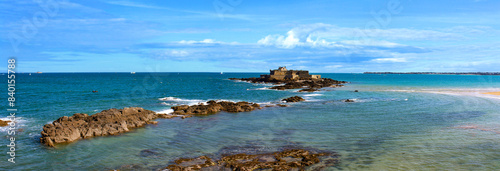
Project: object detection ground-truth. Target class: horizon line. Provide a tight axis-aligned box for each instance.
[1,71,364,74]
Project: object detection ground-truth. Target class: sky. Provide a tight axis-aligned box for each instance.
[1,0,499,73]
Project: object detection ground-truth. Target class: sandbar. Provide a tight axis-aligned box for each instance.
[482,92,500,96]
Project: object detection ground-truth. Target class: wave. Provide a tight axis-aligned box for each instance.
[158,97,180,101]
[158,97,251,106]
[159,97,207,105]
[0,117,28,133]
[303,93,323,97]
[230,79,283,86]
[247,87,277,91]
[156,109,174,114]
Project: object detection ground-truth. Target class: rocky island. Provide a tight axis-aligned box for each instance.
[171,100,262,118]
[40,97,308,146]
[40,107,170,147]
[230,67,347,92]
[364,72,500,75]
[282,96,305,102]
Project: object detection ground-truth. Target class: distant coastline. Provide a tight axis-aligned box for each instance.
[363,72,500,75]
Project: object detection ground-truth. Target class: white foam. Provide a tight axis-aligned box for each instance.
[159,96,206,105]
[303,94,323,97]
[257,102,274,105]
[215,99,245,103]
[0,117,28,132]
[156,109,174,114]
[248,87,272,91]
[158,97,250,106]
[158,97,181,101]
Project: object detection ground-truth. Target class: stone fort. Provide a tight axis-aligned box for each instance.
[260,66,321,80]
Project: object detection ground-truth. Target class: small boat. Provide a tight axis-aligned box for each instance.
[29,73,31,75]
[92,90,98,93]
[36,71,42,74]
[131,72,135,74]
[221,72,223,74]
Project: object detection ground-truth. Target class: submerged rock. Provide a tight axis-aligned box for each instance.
[282,96,305,103]
[40,107,159,147]
[344,99,355,102]
[165,149,338,171]
[299,88,318,92]
[166,156,217,171]
[171,100,262,115]
[139,148,162,157]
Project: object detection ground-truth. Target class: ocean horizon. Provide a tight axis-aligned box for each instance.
[1,72,500,170]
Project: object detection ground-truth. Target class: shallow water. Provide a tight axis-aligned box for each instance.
[1,73,499,170]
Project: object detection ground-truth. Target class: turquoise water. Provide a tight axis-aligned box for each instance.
[1,73,500,170]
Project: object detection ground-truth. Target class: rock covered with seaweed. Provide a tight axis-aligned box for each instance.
[171,100,262,115]
[165,148,339,171]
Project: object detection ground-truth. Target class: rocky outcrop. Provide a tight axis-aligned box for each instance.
[0,120,11,127]
[166,149,338,171]
[40,101,267,146]
[344,99,355,102]
[299,88,318,92]
[166,156,216,170]
[40,107,159,147]
[270,78,346,90]
[282,96,305,103]
[171,100,261,115]
[277,104,288,107]
[230,77,347,91]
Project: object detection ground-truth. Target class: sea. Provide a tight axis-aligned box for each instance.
[1,73,500,170]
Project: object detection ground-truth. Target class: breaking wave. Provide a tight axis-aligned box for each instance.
[159,97,207,105]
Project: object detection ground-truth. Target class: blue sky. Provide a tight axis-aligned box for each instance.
[1,0,499,72]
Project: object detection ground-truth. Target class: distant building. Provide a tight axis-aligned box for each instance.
[260,66,321,80]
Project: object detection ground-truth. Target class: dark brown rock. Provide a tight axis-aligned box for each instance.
[344,99,355,102]
[167,156,216,171]
[299,88,318,92]
[40,107,159,147]
[156,113,179,119]
[282,96,305,103]
[165,149,337,170]
[276,104,288,107]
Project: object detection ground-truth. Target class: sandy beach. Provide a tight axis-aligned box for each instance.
[482,92,500,96]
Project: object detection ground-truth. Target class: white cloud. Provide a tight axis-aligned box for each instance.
[162,50,189,57]
[340,40,402,47]
[178,39,223,44]
[257,23,464,49]
[105,1,259,21]
[325,65,343,69]
[370,57,407,63]
[106,1,164,9]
